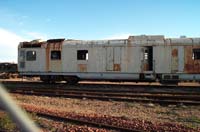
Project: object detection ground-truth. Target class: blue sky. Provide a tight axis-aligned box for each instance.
[0,0,200,62]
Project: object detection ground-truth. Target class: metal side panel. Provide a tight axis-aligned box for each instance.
[154,46,171,73]
[171,46,178,73]
[178,46,184,72]
[113,47,121,71]
[106,47,114,71]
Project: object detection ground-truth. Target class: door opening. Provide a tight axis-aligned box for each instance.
[143,46,153,71]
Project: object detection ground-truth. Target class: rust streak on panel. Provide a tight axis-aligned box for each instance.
[171,48,178,72]
[143,63,149,71]
[184,46,200,73]
[193,46,200,73]
[184,46,193,73]
[172,48,178,57]
[45,43,50,71]
[78,64,87,72]
[113,64,121,71]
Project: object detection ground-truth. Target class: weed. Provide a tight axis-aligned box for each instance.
[0,113,17,131]
[179,116,200,124]
[124,102,135,108]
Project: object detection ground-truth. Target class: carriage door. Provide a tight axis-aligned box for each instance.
[142,46,153,72]
[106,47,121,71]
[171,46,178,73]
[46,40,63,72]
[171,46,184,73]
[106,47,114,71]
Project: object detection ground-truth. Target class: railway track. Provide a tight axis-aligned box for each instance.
[2,80,200,92]
[3,81,200,105]
[21,104,197,132]
[35,111,142,132]
[10,89,200,105]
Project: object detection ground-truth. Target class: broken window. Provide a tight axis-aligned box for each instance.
[193,49,200,60]
[77,50,88,60]
[26,51,36,61]
[51,50,61,60]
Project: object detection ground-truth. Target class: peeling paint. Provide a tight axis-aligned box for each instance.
[78,64,87,72]
[113,64,121,71]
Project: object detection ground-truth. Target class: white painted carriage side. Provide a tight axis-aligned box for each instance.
[106,47,114,71]
[153,45,171,73]
[178,46,184,72]
[17,35,200,82]
[171,46,179,73]
[128,46,142,73]
[62,40,143,73]
[62,47,77,72]
[19,48,46,72]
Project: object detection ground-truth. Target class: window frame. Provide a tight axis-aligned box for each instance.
[51,50,61,60]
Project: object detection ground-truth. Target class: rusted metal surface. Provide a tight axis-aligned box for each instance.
[45,43,50,71]
[18,35,200,82]
[78,64,87,72]
[106,47,114,71]
[184,46,200,73]
[143,63,149,71]
[178,46,184,72]
[45,40,64,72]
[172,48,178,57]
[20,39,45,48]
[113,64,121,71]
[171,47,178,72]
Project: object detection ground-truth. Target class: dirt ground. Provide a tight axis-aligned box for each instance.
[11,93,200,129]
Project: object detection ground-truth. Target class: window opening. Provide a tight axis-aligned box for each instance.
[51,51,61,60]
[193,49,200,60]
[77,50,88,60]
[26,51,36,61]
[144,49,148,60]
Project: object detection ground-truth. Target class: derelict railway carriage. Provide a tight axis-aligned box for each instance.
[18,35,200,84]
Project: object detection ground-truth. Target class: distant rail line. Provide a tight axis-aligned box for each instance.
[2,81,200,105]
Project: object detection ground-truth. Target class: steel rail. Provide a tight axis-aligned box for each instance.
[33,111,143,132]
[6,86,200,95]
[1,80,200,89]
[10,90,200,105]
[9,89,200,101]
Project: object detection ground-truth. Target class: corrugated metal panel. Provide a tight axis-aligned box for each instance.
[183,45,200,73]
[78,64,87,72]
[171,38,193,44]
[154,46,171,73]
[171,46,178,73]
[128,35,165,45]
[113,47,121,71]
[106,47,114,71]
[46,42,63,72]
[62,47,77,72]
[50,61,61,72]
[178,46,184,72]
[184,46,193,73]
